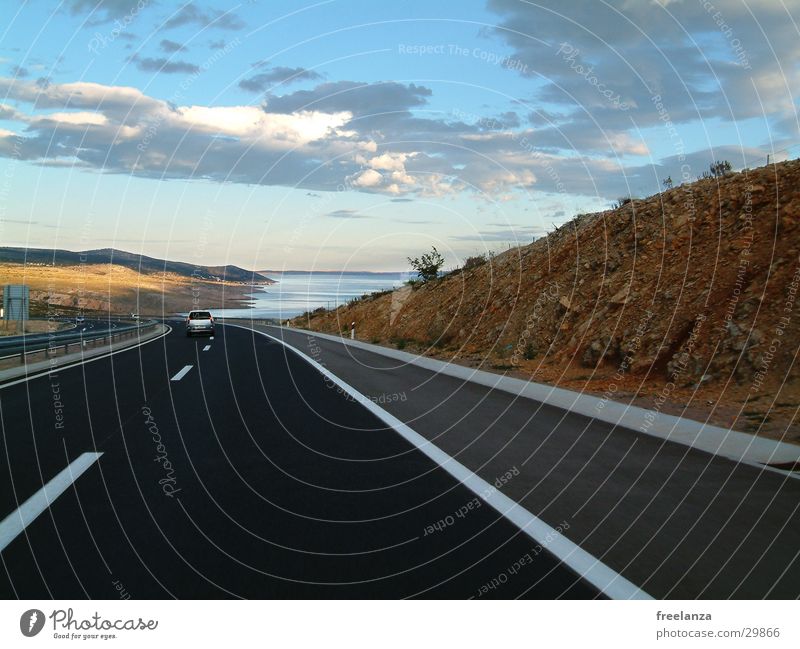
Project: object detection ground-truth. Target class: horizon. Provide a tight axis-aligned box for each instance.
[0,243,410,274]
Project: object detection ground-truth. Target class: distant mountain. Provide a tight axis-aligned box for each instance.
[0,247,272,284]
[260,269,404,276]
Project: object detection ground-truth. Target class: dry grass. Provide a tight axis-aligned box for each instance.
[0,263,256,315]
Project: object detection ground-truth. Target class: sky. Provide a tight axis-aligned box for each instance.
[0,0,798,271]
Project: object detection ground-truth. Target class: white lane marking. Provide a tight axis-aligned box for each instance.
[202,345,211,352]
[293,328,800,470]
[0,452,103,552]
[209,336,215,340]
[232,324,652,600]
[170,365,193,381]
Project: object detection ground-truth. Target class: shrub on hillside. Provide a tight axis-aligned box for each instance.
[700,160,733,179]
[463,254,488,270]
[407,246,445,282]
[613,196,634,209]
[710,160,733,177]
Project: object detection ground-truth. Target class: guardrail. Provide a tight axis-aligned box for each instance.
[219,318,283,326]
[0,320,159,364]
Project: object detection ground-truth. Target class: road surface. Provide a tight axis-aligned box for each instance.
[0,322,600,599]
[251,323,800,599]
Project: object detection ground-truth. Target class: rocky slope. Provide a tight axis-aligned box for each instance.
[294,159,800,444]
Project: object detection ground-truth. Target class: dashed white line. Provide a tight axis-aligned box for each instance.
[171,365,194,381]
[0,452,103,552]
[202,345,211,352]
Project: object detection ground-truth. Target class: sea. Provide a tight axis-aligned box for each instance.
[210,271,409,320]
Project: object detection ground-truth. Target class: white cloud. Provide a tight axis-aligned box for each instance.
[174,105,352,146]
[0,41,788,204]
[368,152,413,171]
[30,111,109,126]
[488,0,800,133]
[351,169,383,187]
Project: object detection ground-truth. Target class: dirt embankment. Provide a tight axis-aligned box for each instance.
[0,263,259,316]
[294,160,800,443]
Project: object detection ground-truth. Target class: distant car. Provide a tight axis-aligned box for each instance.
[186,310,215,337]
[75,315,85,324]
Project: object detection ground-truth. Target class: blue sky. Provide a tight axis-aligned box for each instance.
[0,0,798,270]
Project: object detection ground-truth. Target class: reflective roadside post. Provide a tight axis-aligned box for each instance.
[350,321,355,339]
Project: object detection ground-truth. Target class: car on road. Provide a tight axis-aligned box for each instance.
[186,310,215,337]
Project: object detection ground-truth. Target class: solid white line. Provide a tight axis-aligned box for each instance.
[170,365,193,381]
[283,327,800,468]
[0,325,172,391]
[202,345,211,352]
[232,323,652,600]
[0,452,103,552]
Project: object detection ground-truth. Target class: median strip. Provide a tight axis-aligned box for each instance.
[170,365,194,381]
[0,452,103,552]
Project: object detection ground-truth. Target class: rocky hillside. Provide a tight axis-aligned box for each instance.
[294,159,800,444]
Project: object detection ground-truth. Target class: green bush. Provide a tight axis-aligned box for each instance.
[407,246,445,282]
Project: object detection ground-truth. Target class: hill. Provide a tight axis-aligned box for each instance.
[0,247,272,284]
[293,159,800,444]
[0,248,273,316]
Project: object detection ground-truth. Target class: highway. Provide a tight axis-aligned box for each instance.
[0,322,602,599]
[252,323,800,599]
[3,319,798,599]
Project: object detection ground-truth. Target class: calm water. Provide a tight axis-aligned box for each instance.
[211,271,408,319]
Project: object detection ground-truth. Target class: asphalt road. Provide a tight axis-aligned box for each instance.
[251,324,800,599]
[0,322,598,599]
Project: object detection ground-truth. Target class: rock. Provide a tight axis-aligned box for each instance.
[582,340,605,367]
[610,286,630,304]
